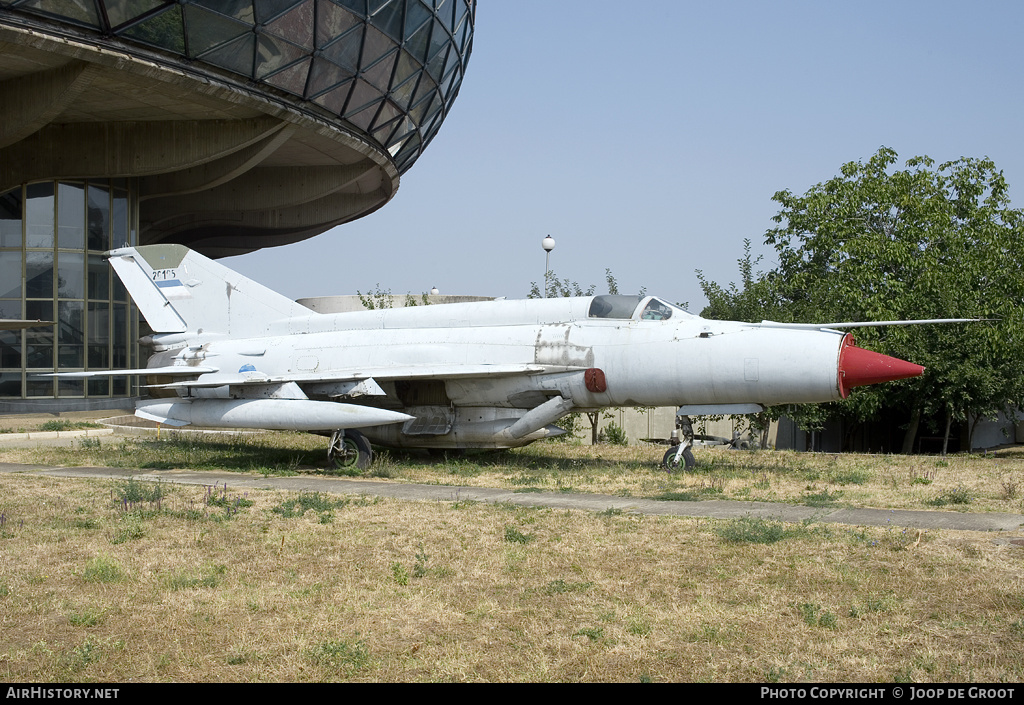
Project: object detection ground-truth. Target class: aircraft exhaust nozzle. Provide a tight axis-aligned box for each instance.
[838,334,925,398]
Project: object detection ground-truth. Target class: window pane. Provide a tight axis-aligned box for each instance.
[0,251,22,299]
[113,303,128,368]
[87,184,110,251]
[120,6,186,54]
[88,254,109,300]
[57,251,85,299]
[26,377,53,397]
[104,0,167,28]
[0,372,21,397]
[0,300,20,319]
[112,189,129,249]
[26,182,55,248]
[25,251,53,299]
[88,301,110,368]
[0,188,23,248]
[57,378,84,397]
[57,182,85,249]
[16,0,102,27]
[88,377,110,396]
[25,300,54,368]
[0,330,21,368]
[57,300,84,368]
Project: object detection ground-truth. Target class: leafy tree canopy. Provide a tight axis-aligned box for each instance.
[702,147,1024,450]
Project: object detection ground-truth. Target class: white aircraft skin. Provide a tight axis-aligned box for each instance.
[50,244,933,467]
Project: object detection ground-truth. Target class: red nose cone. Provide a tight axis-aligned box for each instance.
[838,334,924,398]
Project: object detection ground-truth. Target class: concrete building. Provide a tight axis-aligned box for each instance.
[0,0,476,412]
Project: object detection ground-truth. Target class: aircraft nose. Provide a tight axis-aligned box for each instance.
[838,334,924,398]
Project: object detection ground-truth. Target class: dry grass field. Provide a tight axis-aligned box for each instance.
[1,420,1022,682]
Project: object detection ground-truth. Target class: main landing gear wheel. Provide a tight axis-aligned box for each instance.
[662,445,696,471]
[328,429,373,471]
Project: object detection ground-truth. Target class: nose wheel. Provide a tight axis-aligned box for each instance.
[662,415,696,471]
[328,429,373,471]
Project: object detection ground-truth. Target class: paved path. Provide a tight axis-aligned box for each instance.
[2,461,1023,534]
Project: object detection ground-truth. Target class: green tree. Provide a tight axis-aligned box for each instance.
[764,147,1024,452]
[697,239,786,324]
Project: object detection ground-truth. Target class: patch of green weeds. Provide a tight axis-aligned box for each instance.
[509,473,546,486]
[167,564,226,591]
[849,594,897,618]
[655,482,724,502]
[714,516,788,544]
[412,544,429,578]
[70,516,101,530]
[798,602,839,629]
[271,491,366,523]
[112,478,167,507]
[803,488,844,507]
[108,515,145,544]
[226,651,250,665]
[81,556,125,584]
[1010,619,1024,638]
[572,626,604,642]
[542,579,594,595]
[307,636,371,675]
[504,525,534,544]
[832,468,870,485]
[927,486,973,506]
[202,483,255,519]
[627,619,652,636]
[391,562,409,586]
[40,420,102,432]
[443,459,485,478]
[59,638,102,673]
[67,607,104,627]
[849,525,923,551]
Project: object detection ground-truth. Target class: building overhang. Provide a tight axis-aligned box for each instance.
[0,20,400,257]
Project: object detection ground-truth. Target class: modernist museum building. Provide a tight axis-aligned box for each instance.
[0,0,476,411]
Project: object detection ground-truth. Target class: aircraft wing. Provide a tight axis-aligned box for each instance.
[756,318,983,330]
[144,363,585,390]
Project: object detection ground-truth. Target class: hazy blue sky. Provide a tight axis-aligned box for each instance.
[223,0,1024,314]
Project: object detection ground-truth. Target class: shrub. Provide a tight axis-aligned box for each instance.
[598,421,628,446]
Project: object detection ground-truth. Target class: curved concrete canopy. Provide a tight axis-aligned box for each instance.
[0,19,400,257]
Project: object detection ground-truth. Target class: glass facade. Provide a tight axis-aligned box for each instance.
[0,180,138,400]
[0,0,475,173]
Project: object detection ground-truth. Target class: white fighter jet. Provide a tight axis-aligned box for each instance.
[52,244,942,469]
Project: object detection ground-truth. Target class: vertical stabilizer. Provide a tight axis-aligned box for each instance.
[108,244,313,337]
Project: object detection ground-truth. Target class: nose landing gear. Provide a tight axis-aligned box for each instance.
[662,415,696,471]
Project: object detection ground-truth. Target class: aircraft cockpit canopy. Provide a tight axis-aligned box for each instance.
[588,295,642,319]
[588,295,694,321]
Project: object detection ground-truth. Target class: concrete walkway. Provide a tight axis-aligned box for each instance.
[2,461,1023,534]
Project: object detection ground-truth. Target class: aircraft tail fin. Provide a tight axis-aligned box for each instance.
[108,244,312,338]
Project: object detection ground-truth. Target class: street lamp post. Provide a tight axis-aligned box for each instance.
[542,235,555,298]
